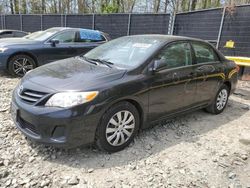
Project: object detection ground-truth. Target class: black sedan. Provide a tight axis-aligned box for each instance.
[0,27,110,76]
[11,35,238,152]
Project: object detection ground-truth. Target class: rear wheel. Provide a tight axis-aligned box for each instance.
[206,84,229,114]
[8,54,36,77]
[95,101,140,153]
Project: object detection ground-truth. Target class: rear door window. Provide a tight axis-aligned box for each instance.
[192,42,219,64]
[76,29,106,42]
[14,31,27,37]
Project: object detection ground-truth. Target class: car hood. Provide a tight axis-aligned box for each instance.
[21,57,126,92]
[0,38,39,47]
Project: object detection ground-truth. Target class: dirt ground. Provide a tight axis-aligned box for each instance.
[0,71,250,188]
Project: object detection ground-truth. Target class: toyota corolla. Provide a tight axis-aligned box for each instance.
[11,35,238,152]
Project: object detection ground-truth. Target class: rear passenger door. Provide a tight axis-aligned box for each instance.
[191,41,225,104]
[73,29,107,55]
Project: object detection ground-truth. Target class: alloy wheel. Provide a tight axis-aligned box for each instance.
[106,110,135,146]
[216,89,228,111]
[13,58,34,76]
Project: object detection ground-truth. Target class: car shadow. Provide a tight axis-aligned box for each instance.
[28,97,249,170]
[0,70,15,78]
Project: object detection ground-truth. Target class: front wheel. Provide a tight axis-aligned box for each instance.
[95,101,140,153]
[8,54,36,77]
[206,84,229,114]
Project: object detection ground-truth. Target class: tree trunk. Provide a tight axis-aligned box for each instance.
[154,0,161,13]
[164,0,168,13]
[42,0,46,13]
[21,0,27,14]
[10,0,14,14]
[191,0,197,11]
[14,0,19,14]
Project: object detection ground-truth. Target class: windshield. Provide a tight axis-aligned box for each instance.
[24,28,62,41]
[84,36,162,68]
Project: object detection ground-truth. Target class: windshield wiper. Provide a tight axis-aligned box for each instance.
[80,56,98,65]
[92,58,114,68]
[80,56,113,68]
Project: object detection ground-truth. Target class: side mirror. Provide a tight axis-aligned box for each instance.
[50,39,59,47]
[151,59,167,72]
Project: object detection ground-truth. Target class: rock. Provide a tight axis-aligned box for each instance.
[241,105,250,110]
[3,159,9,166]
[19,178,31,185]
[87,168,94,173]
[147,177,154,182]
[5,179,12,186]
[40,179,50,187]
[179,169,185,174]
[0,169,9,178]
[51,154,56,160]
[239,134,250,145]
[28,157,35,163]
[228,172,236,179]
[67,176,79,185]
[145,144,152,150]
[240,154,248,160]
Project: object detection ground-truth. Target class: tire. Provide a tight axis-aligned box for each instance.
[205,84,230,114]
[95,101,140,153]
[8,54,36,77]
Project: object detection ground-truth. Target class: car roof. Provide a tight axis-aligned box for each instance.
[122,34,206,44]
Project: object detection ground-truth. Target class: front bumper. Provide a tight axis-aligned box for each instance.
[11,90,103,148]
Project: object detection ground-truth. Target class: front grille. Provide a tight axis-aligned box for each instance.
[17,116,39,135]
[18,89,48,104]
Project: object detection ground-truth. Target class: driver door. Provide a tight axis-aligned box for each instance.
[148,42,197,121]
[39,30,78,64]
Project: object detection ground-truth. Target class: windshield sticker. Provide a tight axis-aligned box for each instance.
[132,43,152,48]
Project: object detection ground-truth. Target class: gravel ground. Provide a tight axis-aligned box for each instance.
[0,71,250,188]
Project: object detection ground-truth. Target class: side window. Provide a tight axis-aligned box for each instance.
[0,31,13,36]
[52,31,76,43]
[156,42,192,69]
[76,29,105,42]
[192,42,219,64]
[14,31,27,37]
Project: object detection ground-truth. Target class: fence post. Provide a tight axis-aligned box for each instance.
[1,15,3,29]
[40,14,43,30]
[4,15,6,29]
[127,13,131,36]
[92,14,95,30]
[216,7,226,49]
[65,14,67,27]
[61,14,64,27]
[20,14,23,31]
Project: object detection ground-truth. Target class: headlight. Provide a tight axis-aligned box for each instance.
[45,91,99,108]
[0,47,8,53]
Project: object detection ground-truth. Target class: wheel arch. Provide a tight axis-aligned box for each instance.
[223,81,231,92]
[6,51,38,69]
[101,97,146,131]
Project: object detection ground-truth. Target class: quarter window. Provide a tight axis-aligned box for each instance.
[52,31,76,43]
[192,42,219,64]
[156,42,192,69]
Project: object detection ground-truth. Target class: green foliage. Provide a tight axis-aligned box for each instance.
[102,4,119,13]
